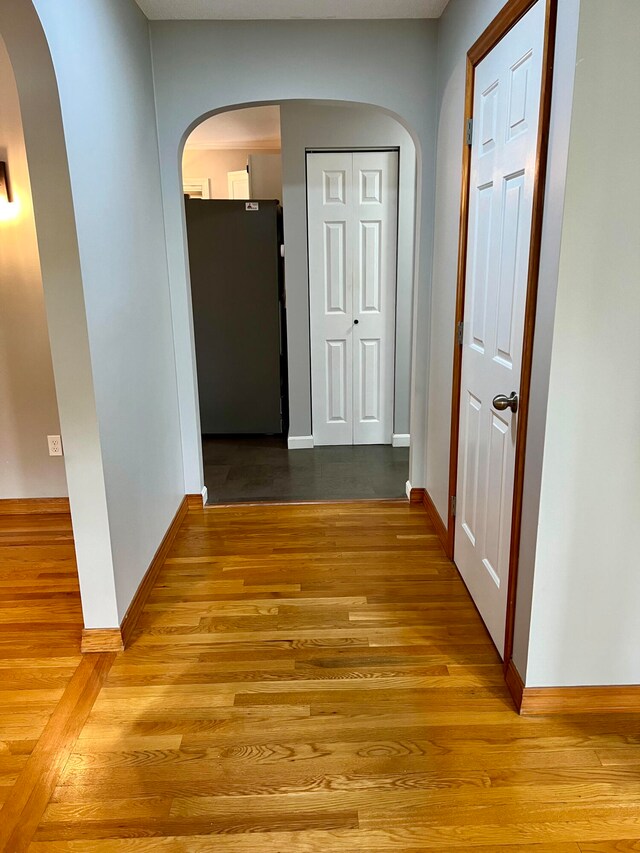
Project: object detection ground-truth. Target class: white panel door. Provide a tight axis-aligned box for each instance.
[227,169,250,199]
[307,151,397,446]
[352,152,398,444]
[308,153,354,445]
[455,0,545,657]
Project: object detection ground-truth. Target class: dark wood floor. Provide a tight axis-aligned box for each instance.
[203,435,410,503]
[1,501,640,851]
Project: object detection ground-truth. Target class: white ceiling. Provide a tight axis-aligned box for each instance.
[136,0,449,20]
[185,105,282,149]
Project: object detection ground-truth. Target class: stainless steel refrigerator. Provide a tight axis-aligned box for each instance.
[185,198,286,435]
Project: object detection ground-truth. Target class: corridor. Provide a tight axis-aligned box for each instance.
[1,502,640,850]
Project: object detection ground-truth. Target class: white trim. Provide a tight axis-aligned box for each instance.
[288,435,314,450]
[405,480,412,500]
[183,177,210,198]
[392,433,410,447]
[201,486,208,506]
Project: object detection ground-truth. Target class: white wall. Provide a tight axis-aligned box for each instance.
[511,0,580,678]
[182,147,283,200]
[148,20,438,493]
[0,36,67,499]
[0,1,119,630]
[279,100,416,437]
[522,0,640,687]
[249,152,283,201]
[30,0,184,622]
[424,0,505,521]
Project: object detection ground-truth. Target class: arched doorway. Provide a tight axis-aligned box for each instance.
[0,1,120,630]
[180,100,418,504]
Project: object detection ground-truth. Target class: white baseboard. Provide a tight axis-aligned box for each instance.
[392,433,410,448]
[201,486,208,506]
[405,480,412,499]
[288,434,406,449]
[287,435,314,450]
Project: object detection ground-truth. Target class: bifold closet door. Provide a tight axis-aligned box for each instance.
[307,150,398,446]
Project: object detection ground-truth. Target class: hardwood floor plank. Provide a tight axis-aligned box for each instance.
[33,811,359,841]
[46,769,490,803]
[21,832,601,851]
[41,796,174,823]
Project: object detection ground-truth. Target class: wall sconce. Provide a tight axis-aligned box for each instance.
[0,162,12,204]
[0,160,19,222]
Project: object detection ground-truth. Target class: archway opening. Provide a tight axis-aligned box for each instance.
[0,26,85,706]
[181,99,417,505]
[0,2,121,634]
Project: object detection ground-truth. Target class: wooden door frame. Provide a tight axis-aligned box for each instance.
[446,0,558,672]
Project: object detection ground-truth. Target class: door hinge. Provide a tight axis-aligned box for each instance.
[450,495,457,517]
[456,320,464,346]
[466,118,473,146]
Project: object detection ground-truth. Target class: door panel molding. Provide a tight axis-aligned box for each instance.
[227,168,250,199]
[447,0,558,685]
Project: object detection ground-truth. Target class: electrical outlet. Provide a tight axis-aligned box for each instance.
[47,435,63,457]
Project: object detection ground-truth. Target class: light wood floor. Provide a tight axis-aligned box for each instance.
[0,513,83,808]
[1,501,640,851]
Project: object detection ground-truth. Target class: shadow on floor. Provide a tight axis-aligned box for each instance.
[203,435,409,504]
